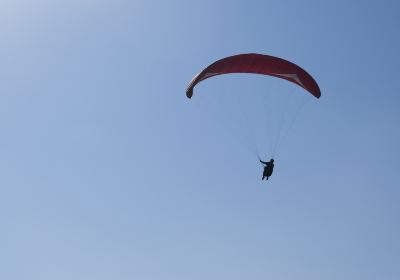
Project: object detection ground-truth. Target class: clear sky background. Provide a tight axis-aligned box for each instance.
[1,1,399,279]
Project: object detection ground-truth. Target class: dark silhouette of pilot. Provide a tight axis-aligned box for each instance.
[260,158,274,180]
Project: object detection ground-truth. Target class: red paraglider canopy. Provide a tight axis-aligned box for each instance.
[186,53,321,99]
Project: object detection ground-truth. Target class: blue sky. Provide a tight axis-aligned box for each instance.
[1,1,399,279]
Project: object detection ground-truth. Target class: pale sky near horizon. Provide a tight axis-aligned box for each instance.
[1,1,399,279]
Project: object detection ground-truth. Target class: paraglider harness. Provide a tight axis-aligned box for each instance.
[260,158,274,180]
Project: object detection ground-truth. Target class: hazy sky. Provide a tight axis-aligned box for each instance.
[1,1,399,279]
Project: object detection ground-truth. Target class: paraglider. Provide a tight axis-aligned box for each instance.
[260,158,274,180]
[186,53,320,181]
[186,53,321,99]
